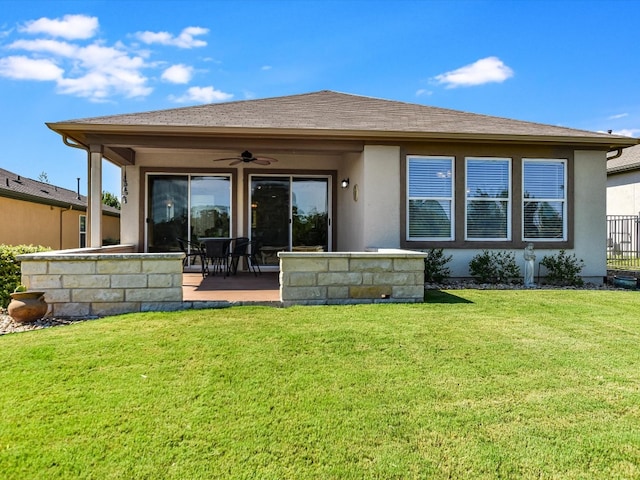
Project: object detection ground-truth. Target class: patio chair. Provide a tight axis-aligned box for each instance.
[177,238,208,277]
[204,238,231,277]
[229,237,262,277]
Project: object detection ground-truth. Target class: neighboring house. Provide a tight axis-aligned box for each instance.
[606,144,640,215]
[0,167,120,249]
[46,90,638,282]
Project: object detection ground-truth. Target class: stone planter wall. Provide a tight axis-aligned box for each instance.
[18,249,184,317]
[278,249,427,305]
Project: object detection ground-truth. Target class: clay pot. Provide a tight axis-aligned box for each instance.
[8,291,48,323]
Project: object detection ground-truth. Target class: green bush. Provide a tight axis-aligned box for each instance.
[540,250,585,286]
[469,250,521,284]
[0,244,50,309]
[423,248,452,283]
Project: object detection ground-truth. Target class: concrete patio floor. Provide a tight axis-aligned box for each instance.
[182,271,281,303]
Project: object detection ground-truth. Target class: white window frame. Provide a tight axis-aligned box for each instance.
[406,155,455,241]
[522,158,567,242]
[465,157,512,241]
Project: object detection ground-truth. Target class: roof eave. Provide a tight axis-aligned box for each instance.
[47,122,638,149]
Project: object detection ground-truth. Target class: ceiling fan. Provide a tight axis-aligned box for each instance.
[213,150,278,166]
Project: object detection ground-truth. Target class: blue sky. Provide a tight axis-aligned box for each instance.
[1,0,639,198]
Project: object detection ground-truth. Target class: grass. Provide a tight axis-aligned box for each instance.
[2,290,640,479]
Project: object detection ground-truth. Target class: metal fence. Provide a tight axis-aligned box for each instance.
[607,215,640,268]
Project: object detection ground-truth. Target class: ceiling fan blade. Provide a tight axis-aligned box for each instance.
[252,159,271,165]
[213,157,240,162]
[255,156,277,163]
[229,159,243,166]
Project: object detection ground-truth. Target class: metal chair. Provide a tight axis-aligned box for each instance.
[227,238,262,276]
[204,238,231,277]
[177,238,207,277]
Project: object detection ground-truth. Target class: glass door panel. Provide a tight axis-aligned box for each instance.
[250,176,290,266]
[147,175,188,253]
[190,176,231,240]
[292,178,328,251]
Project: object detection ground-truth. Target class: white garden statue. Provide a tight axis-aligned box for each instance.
[523,243,536,287]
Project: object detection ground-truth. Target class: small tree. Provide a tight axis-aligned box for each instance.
[540,250,584,286]
[424,248,452,283]
[102,191,121,210]
[469,250,521,284]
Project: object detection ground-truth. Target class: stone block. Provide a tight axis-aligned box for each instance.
[327,286,349,299]
[63,275,110,288]
[20,261,48,275]
[43,289,71,303]
[393,258,424,272]
[317,272,362,286]
[97,260,142,274]
[350,258,393,272]
[72,288,125,303]
[111,274,148,288]
[280,286,327,301]
[91,302,141,316]
[349,285,393,299]
[282,257,329,272]
[147,274,174,288]
[141,260,182,274]
[329,257,349,272]
[286,272,318,287]
[126,287,183,302]
[373,272,414,285]
[392,285,426,300]
[52,302,90,318]
[49,261,95,275]
[27,274,63,289]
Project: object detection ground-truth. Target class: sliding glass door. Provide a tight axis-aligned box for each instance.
[147,174,231,255]
[250,175,330,266]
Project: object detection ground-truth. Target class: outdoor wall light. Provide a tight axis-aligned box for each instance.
[341,178,350,189]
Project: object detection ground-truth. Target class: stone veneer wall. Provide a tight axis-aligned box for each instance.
[278,249,427,305]
[18,247,184,317]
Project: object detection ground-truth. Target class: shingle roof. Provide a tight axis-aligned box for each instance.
[51,90,636,145]
[0,168,119,215]
[607,144,640,174]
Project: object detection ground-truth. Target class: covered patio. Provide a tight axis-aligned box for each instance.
[182,271,280,304]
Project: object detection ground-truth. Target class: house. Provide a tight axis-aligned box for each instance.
[45,90,638,284]
[606,144,640,216]
[0,167,120,249]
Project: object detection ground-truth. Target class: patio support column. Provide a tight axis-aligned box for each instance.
[88,144,103,248]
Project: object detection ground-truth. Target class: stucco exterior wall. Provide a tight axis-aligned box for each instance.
[361,145,401,249]
[0,196,119,249]
[607,170,640,216]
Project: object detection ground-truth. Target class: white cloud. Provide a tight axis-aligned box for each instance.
[610,128,640,138]
[433,56,514,88]
[171,86,233,103]
[161,64,193,84]
[416,89,433,97]
[261,65,272,71]
[0,55,63,80]
[20,14,98,40]
[9,38,78,57]
[136,26,208,48]
[608,113,629,120]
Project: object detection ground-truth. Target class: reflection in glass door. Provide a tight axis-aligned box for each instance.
[250,175,330,267]
[147,174,231,257]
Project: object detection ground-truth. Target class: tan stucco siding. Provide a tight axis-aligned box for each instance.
[0,196,119,248]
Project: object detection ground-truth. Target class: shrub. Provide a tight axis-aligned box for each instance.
[540,250,584,286]
[0,244,50,309]
[469,250,521,284]
[423,248,452,283]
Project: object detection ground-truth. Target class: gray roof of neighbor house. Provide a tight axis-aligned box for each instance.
[48,90,638,150]
[0,168,120,215]
[607,144,640,174]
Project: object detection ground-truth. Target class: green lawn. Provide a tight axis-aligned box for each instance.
[2,290,640,479]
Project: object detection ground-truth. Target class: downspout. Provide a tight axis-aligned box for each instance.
[607,148,623,161]
[59,205,73,249]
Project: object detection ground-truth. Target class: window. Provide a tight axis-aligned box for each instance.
[465,157,511,240]
[523,159,566,241]
[79,215,86,248]
[407,156,454,240]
